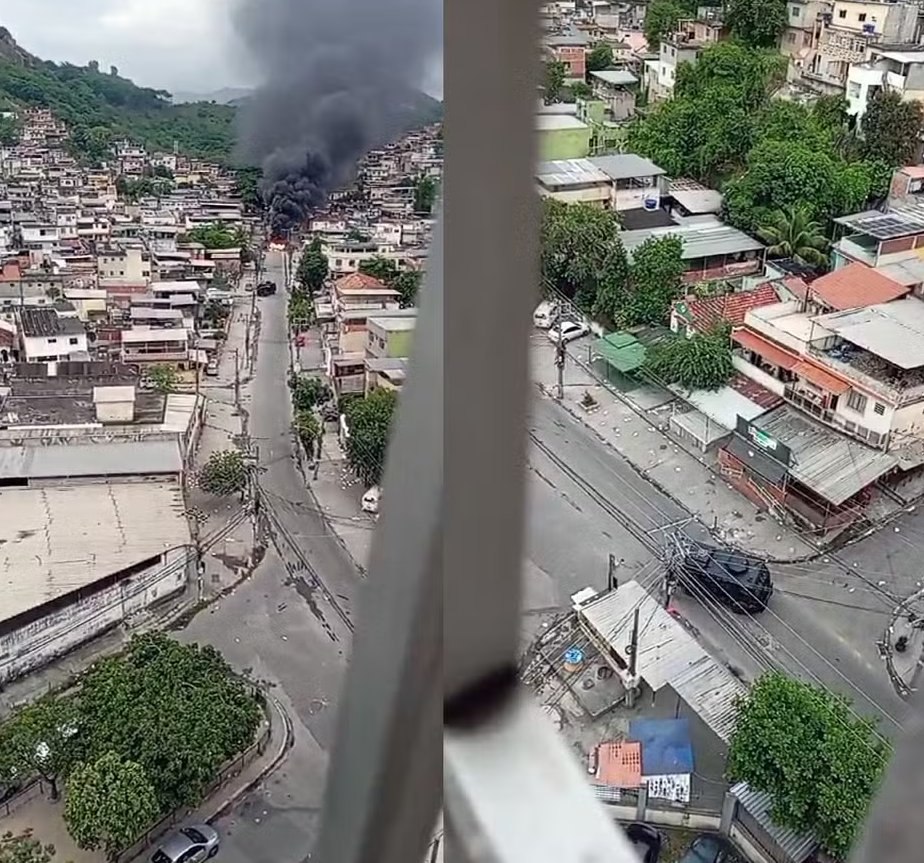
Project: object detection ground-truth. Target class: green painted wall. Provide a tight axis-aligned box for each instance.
[386,328,415,358]
[539,126,593,161]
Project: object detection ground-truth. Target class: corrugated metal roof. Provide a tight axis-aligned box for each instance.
[579,580,746,742]
[731,782,818,863]
[536,158,610,188]
[0,440,182,479]
[590,69,638,86]
[589,153,666,180]
[620,219,763,260]
[755,405,897,506]
[813,297,924,369]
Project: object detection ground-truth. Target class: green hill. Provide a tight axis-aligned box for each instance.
[0,28,234,163]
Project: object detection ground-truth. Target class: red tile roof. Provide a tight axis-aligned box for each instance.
[810,262,909,312]
[675,284,780,332]
[334,272,388,292]
[0,262,21,283]
[728,374,782,409]
[732,329,798,370]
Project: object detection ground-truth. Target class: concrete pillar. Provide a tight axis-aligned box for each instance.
[719,790,737,836]
[636,783,648,821]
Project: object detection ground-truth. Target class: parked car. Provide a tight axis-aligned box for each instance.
[533,300,561,329]
[152,825,220,863]
[670,540,773,614]
[256,281,276,297]
[547,320,590,344]
[624,823,663,863]
[205,358,220,377]
[676,834,742,863]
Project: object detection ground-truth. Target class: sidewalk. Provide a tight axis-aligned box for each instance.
[530,334,817,562]
[190,293,262,598]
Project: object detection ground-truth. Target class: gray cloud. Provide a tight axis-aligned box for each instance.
[231,0,442,234]
[1,0,250,94]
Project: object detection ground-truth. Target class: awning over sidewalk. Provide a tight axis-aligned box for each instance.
[591,331,647,373]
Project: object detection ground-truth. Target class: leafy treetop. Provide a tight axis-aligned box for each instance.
[728,671,890,858]
[64,751,159,859]
[0,831,60,863]
[586,42,614,73]
[359,256,422,308]
[344,388,399,487]
[725,0,788,48]
[643,325,735,391]
[0,57,235,163]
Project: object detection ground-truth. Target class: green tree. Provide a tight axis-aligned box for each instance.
[543,61,566,104]
[76,633,262,812]
[592,241,631,324]
[728,672,889,858]
[146,364,178,394]
[540,199,620,305]
[294,410,322,457]
[393,270,422,308]
[565,81,593,101]
[757,205,828,267]
[586,42,614,73]
[0,831,59,863]
[183,223,242,250]
[344,388,398,487]
[288,374,331,412]
[233,167,264,211]
[723,138,880,233]
[413,175,439,214]
[624,235,685,325]
[296,239,329,295]
[0,116,20,146]
[64,752,158,860]
[726,0,788,47]
[860,89,924,168]
[643,326,734,390]
[644,0,685,48]
[151,164,173,180]
[288,291,315,331]
[198,449,247,497]
[0,697,82,801]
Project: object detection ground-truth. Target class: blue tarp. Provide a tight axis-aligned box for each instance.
[628,718,694,776]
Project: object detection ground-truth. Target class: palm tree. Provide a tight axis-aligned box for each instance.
[757,205,828,267]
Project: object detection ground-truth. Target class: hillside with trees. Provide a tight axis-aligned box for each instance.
[0,28,235,162]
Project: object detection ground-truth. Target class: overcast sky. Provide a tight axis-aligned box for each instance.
[1,0,256,95]
[2,0,442,98]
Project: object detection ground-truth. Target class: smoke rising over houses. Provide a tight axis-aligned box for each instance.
[232,0,442,235]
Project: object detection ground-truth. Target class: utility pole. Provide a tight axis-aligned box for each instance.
[555,317,566,400]
[234,348,241,406]
[607,553,618,592]
[625,607,640,708]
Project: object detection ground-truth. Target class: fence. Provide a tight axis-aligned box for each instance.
[0,778,47,820]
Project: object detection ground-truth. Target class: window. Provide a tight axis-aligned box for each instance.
[69,337,78,345]
[847,390,868,413]
[791,4,799,15]
[787,31,797,43]
[848,81,861,97]
[838,8,846,16]
[874,401,886,415]
[858,12,866,21]
[47,337,57,344]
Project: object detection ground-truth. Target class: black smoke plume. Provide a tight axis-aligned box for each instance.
[232,0,442,237]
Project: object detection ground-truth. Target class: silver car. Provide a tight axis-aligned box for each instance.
[152,824,220,863]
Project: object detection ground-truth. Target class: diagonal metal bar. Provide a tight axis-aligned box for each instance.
[312,215,443,863]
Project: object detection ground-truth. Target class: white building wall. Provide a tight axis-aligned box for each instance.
[0,545,192,683]
[21,331,88,361]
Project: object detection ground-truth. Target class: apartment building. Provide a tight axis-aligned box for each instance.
[652,35,702,101]
[781,0,831,63]
[846,45,924,124]
[544,29,590,80]
[799,0,919,93]
[18,307,88,362]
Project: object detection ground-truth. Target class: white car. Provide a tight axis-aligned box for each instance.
[547,320,590,344]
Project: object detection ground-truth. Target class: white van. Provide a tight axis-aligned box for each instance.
[361,486,381,514]
[533,300,560,329]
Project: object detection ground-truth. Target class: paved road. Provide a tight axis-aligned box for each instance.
[178,250,359,863]
[523,391,911,736]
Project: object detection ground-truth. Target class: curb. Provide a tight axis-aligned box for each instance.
[204,693,294,824]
